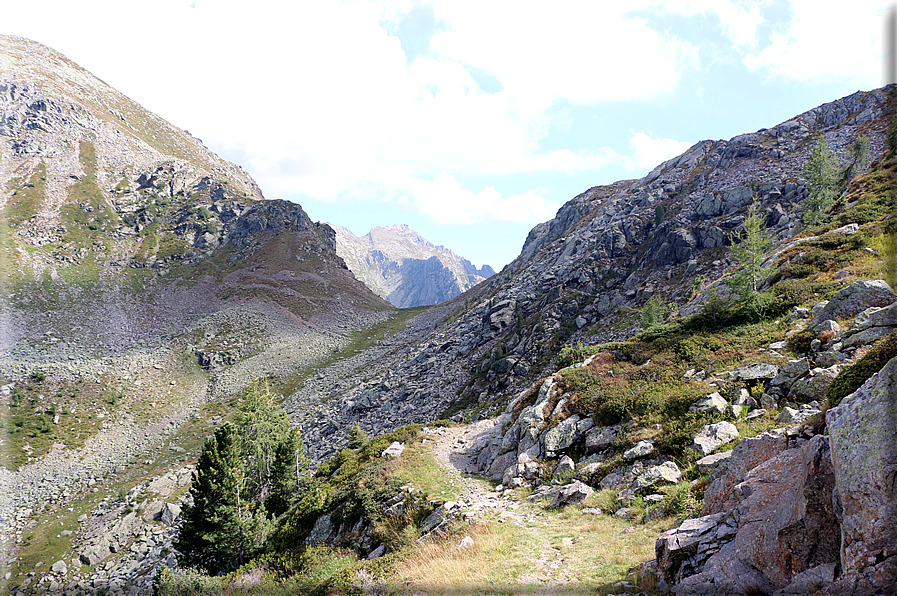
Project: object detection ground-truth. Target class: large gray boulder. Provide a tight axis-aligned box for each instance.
[689,392,728,414]
[161,502,181,526]
[728,362,779,382]
[632,461,682,494]
[584,424,621,452]
[542,414,593,453]
[787,365,843,402]
[691,421,739,457]
[548,480,594,508]
[824,355,897,588]
[810,279,897,327]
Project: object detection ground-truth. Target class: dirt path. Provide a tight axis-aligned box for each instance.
[425,422,586,594]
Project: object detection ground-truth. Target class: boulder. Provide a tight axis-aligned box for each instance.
[825,355,897,578]
[849,303,897,332]
[548,480,594,508]
[305,514,338,545]
[656,512,733,584]
[584,424,621,452]
[842,326,895,348]
[810,279,897,328]
[160,502,181,526]
[488,451,516,481]
[381,441,405,459]
[542,414,593,453]
[729,362,779,381]
[632,461,682,494]
[811,319,841,334]
[787,365,842,402]
[554,455,575,477]
[691,421,739,457]
[689,392,728,414]
[420,502,460,533]
[695,451,732,477]
[79,536,111,566]
[51,560,67,574]
[623,440,655,460]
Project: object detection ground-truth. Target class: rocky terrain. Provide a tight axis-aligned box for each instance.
[285,85,894,462]
[2,32,897,596]
[0,35,394,595]
[333,223,495,307]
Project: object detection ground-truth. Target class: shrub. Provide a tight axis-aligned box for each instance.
[152,566,222,596]
[660,482,702,519]
[826,331,897,407]
[557,341,594,368]
[640,294,671,329]
[770,278,831,311]
[787,329,816,355]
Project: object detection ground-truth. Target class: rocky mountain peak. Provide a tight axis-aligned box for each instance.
[333,223,494,307]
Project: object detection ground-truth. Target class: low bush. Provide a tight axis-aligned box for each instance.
[826,331,897,407]
[786,328,816,355]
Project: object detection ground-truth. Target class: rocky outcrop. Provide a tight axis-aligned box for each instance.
[821,355,897,594]
[659,356,897,595]
[809,280,897,328]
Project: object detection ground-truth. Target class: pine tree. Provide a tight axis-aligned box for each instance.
[347,422,368,450]
[175,423,266,575]
[235,379,310,517]
[235,380,289,504]
[729,201,775,317]
[265,426,310,517]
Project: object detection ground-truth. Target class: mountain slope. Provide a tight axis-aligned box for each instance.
[0,34,390,355]
[288,85,895,461]
[333,223,495,307]
[0,35,396,593]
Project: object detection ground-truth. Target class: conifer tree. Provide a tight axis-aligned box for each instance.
[347,422,368,450]
[265,426,310,517]
[175,423,266,574]
[729,201,775,317]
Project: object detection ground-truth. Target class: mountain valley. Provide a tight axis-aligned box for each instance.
[1,33,897,596]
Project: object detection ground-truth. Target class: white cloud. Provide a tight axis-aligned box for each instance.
[658,0,765,48]
[741,0,887,86]
[627,131,693,170]
[411,173,559,225]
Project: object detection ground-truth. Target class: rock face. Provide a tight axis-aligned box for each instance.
[810,280,897,327]
[659,357,897,595]
[823,355,897,594]
[333,224,494,307]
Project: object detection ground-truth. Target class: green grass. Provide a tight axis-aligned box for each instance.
[60,141,120,245]
[4,162,46,226]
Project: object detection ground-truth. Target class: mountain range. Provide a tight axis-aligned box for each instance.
[1,33,896,596]
[333,223,494,307]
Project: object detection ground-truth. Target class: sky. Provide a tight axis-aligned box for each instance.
[2,1,894,270]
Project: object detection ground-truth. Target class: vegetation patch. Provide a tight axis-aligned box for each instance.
[826,331,897,407]
[4,162,47,226]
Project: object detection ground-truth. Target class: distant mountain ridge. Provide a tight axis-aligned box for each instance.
[333,223,495,307]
